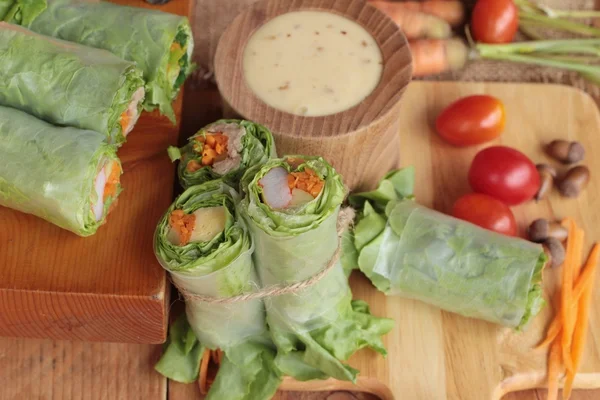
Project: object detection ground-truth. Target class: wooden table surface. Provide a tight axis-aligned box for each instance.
[2,84,599,400]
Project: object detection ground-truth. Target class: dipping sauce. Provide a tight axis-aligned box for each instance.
[243,11,383,117]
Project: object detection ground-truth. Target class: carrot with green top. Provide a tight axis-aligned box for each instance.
[409,38,468,77]
[370,1,452,39]
[371,0,465,26]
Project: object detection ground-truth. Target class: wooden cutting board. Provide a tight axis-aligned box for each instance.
[0,0,191,344]
[278,81,600,399]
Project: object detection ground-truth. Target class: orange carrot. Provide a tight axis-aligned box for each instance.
[370,1,451,39]
[561,219,577,372]
[563,243,600,400]
[198,348,211,394]
[562,228,584,372]
[536,250,599,349]
[409,38,468,77]
[547,334,563,400]
[372,0,465,26]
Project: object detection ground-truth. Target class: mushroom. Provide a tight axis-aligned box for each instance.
[535,164,557,201]
[528,218,568,243]
[557,165,590,198]
[546,140,585,164]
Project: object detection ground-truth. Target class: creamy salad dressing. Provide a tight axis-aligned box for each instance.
[243,11,383,116]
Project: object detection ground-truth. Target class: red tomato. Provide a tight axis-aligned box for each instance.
[435,95,505,146]
[471,0,519,44]
[452,193,517,236]
[468,146,540,205]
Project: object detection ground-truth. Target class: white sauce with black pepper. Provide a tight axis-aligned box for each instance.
[243,11,383,116]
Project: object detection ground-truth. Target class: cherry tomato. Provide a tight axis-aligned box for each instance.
[471,0,519,44]
[435,95,505,146]
[452,193,517,236]
[468,146,540,205]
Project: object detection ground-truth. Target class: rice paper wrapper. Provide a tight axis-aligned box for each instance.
[0,104,118,236]
[0,23,144,145]
[154,180,281,399]
[3,0,194,121]
[241,156,394,383]
[360,200,546,329]
[169,249,266,349]
[154,181,268,349]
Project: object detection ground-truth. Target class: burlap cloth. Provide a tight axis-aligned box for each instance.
[190,0,600,101]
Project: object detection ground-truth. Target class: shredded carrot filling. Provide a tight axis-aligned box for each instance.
[168,209,196,246]
[103,162,121,202]
[171,42,182,52]
[287,168,324,197]
[187,133,229,172]
[120,111,131,133]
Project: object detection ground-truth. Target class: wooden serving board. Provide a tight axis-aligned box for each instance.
[278,81,600,399]
[0,0,191,344]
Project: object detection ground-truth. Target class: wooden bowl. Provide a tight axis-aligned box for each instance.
[215,0,412,191]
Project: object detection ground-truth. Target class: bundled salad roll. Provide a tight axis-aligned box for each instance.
[0,23,144,145]
[348,168,547,329]
[0,105,121,236]
[240,156,394,382]
[2,0,194,122]
[154,181,281,400]
[169,120,276,189]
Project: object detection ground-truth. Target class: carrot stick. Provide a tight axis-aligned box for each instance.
[409,38,468,77]
[536,251,600,349]
[198,348,211,395]
[561,219,578,372]
[563,227,584,372]
[370,0,465,26]
[547,334,563,400]
[563,243,600,400]
[370,1,451,39]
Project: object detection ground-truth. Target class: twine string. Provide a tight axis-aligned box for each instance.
[172,207,355,304]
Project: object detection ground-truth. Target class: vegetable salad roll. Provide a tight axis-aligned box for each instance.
[0,105,121,236]
[154,181,281,400]
[241,156,394,382]
[170,120,276,189]
[350,168,546,329]
[0,23,144,145]
[2,0,194,122]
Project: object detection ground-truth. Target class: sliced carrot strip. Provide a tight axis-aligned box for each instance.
[547,334,563,400]
[536,253,599,349]
[561,218,577,372]
[198,348,211,394]
[563,243,600,400]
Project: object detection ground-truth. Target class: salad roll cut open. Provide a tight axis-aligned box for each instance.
[0,23,144,145]
[170,120,276,189]
[241,156,394,382]
[350,168,547,329]
[2,0,194,122]
[0,105,121,236]
[154,180,281,400]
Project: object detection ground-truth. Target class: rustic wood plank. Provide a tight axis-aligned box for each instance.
[0,338,165,400]
[0,0,191,344]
